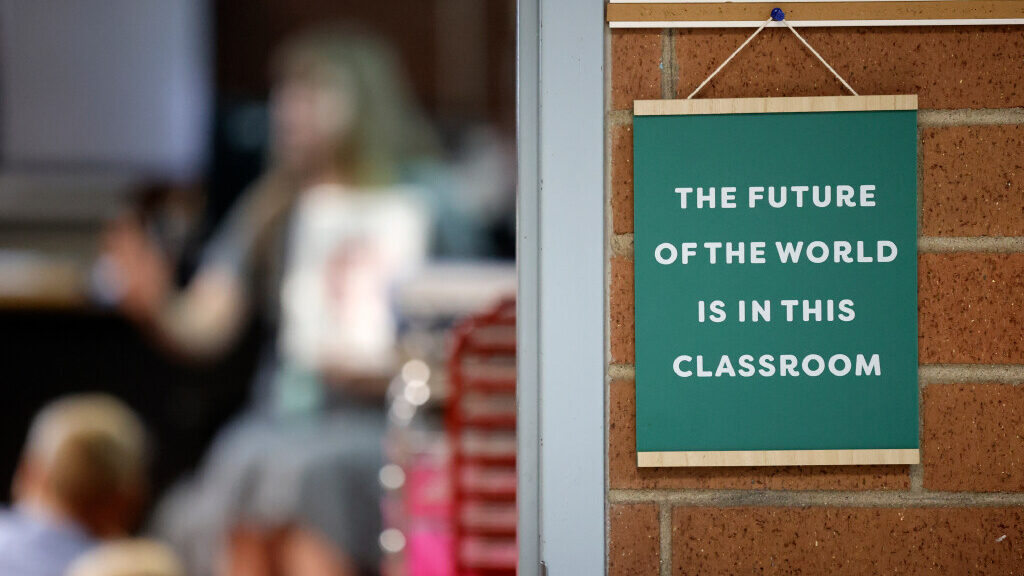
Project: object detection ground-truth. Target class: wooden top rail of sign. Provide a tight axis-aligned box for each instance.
[634,94,918,116]
[608,0,1024,27]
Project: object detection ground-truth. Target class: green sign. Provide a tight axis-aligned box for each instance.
[633,96,919,467]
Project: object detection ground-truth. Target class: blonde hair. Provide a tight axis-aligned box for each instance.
[270,25,439,186]
[66,539,184,576]
[25,394,146,515]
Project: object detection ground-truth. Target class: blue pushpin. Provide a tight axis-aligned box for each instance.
[771,7,786,21]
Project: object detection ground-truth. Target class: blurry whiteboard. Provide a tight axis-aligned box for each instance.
[0,0,211,180]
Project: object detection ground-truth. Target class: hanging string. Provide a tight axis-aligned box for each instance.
[687,8,858,100]
[779,19,858,96]
[686,17,772,100]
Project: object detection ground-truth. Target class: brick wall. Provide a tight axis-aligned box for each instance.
[606,26,1024,575]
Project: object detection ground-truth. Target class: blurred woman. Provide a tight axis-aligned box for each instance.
[104,28,437,576]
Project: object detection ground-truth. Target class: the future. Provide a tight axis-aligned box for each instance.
[674,184,877,209]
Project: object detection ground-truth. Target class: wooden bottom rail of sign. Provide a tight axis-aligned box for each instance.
[638,448,919,467]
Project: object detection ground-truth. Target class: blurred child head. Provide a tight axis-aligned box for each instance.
[66,539,184,576]
[14,394,147,538]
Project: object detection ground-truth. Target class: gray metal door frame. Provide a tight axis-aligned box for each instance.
[517,0,606,573]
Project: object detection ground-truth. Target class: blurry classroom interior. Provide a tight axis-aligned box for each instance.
[0,1,517,575]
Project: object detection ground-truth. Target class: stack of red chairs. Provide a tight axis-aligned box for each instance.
[446,300,517,575]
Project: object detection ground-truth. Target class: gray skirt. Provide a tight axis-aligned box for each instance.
[152,400,385,576]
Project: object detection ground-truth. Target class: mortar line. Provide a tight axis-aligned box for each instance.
[659,502,673,576]
[611,233,634,257]
[609,363,636,380]
[913,350,925,492]
[660,29,674,100]
[909,465,925,492]
[607,109,633,126]
[913,357,925,492]
[919,108,1024,127]
[668,29,679,100]
[916,130,924,232]
[920,364,1024,385]
[918,236,1024,253]
[609,489,1024,507]
[605,24,612,116]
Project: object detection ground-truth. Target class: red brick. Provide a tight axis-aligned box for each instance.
[922,125,1024,236]
[610,256,635,364]
[919,253,1024,364]
[609,504,661,576]
[609,380,908,491]
[676,27,1024,109]
[611,123,634,234]
[673,507,1024,575]
[612,29,662,111]
[923,383,1024,492]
